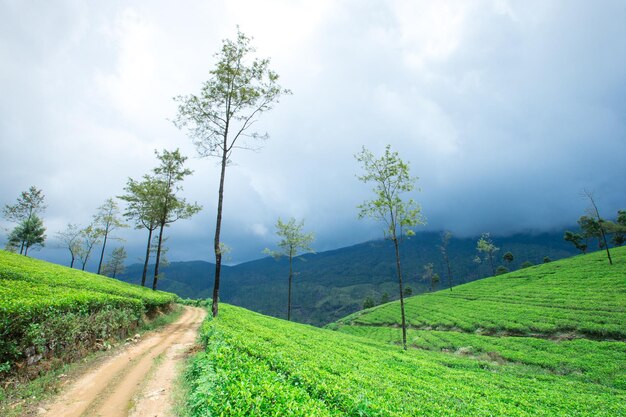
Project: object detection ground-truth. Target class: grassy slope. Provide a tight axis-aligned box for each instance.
[0,250,178,372]
[185,248,626,416]
[336,247,626,339]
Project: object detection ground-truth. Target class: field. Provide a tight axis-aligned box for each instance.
[184,248,626,416]
[0,250,178,375]
[336,247,626,339]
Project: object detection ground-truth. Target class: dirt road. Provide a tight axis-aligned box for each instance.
[42,306,206,417]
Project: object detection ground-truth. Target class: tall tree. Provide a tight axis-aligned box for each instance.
[6,215,46,255]
[355,145,424,350]
[174,28,290,317]
[102,246,127,278]
[94,198,127,275]
[3,186,46,255]
[151,149,201,290]
[264,217,315,321]
[476,233,499,276]
[582,190,612,265]
[119,176,162,287]
[77,224,101,271]
[56,223,82,268]
[439,231,454,291]
[502,251,514,267]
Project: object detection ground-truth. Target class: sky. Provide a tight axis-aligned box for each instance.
[1,0,625,267]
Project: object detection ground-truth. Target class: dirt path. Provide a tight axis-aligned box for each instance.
[41,306,206,417]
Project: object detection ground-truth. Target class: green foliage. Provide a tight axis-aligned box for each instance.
[337,247,626,339]
[543,256,552,263]
[380,292,390,304]
[6,215,46,255]
[520,260,534,269]
[0,250,178,370]
[403,286,413,297]
[476,233,499,275]
[102,246,127,278]
[363,296,376,309]
[2,186,46,223]
[502,251,514,264]
[355,145,424,239]
[495,265,509,275]
[185,304,625,416]
[265,218,314,260]
[564,230,587,253]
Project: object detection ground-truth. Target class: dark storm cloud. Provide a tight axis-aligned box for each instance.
[1,0,625,266]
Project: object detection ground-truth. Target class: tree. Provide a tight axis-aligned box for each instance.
[495,265,509,275]
[151,149,201,290]
[6,215,46,255]
[77,224,101,271]
[119,176,162,287]
[264,217,314,321]
[476,233,499,276]
[502,251,514,266]
[578,215,603,249]
[356,145,424,350]
[422,263,440,292]
[3,186,46,255]
[439,231,454,291]
[607,209,626,247]
[56,223,82,268]
[174,28,290,318]
[521,261,534,269]
[380,292,391,304]
[403,286,413,297]
[564,231,587,253]
[363,296,376,309]
[102,246,127,278]
[543,256,552,263]
[582,189,612,265]
[94,198,127,275]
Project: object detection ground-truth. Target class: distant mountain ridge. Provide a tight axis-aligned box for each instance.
[117,230,578,325]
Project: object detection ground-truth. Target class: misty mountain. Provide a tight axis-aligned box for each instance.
[117,230,579,325]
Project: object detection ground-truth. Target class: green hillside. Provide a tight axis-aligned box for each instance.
[0,250,178,374]
[118,230,576,325]
[335,247,626,339]
[184,248,625,416]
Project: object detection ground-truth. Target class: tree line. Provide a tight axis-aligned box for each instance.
[2,149,201,291]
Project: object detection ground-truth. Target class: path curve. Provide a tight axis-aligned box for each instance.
[42,306,206,417]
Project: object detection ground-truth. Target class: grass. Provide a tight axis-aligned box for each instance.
[184,304,625,416]
[183,248,626,416]
[336,247,626,339]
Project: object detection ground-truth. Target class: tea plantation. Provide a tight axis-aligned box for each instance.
[185,249,625,417]
[0,250,178,374]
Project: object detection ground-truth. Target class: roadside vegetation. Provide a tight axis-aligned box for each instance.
[0,250,178,392]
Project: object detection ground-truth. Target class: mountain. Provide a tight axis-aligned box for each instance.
[117,230,580,325]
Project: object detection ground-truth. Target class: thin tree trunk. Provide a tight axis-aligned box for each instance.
[488,252,495,276]
[445,255,453,291]
[24,244,29,256]
[288,253,293,321]
[153,224,165,290]
[97,229,109,275]
[141,228,153,287]
[211,142,228,318]
[599,227,613,265]
[70,256,75,268]
[393,237,408,351]
[19,241,24,255]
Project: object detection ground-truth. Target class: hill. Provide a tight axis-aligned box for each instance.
[182,249,625,415]
[0,250,178,378]
[118,230,577,325]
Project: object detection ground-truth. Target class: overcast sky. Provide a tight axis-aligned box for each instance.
[1,0,625,267]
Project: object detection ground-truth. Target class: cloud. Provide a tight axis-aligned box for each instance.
[1,0,625,266]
